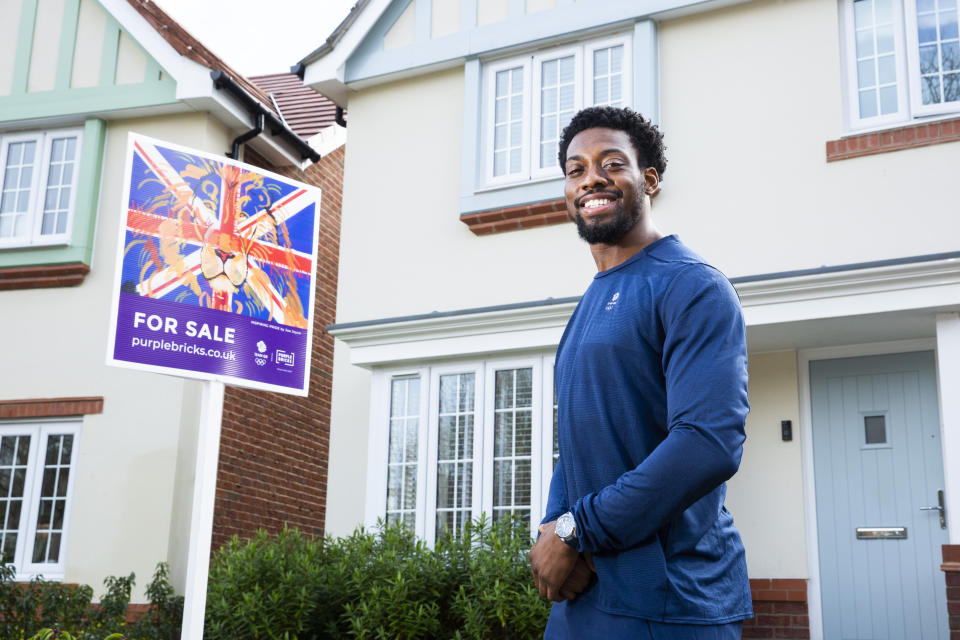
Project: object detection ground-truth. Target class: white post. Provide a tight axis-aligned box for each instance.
[180,380,225,640]
[935,313,960,543]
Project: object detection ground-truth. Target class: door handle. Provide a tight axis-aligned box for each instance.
[920,489,946,529]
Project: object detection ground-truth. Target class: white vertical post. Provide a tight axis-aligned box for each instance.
[936,313,960,543]
[180,380,225,640]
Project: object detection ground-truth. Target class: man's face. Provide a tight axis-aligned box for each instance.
[562,127,646,245]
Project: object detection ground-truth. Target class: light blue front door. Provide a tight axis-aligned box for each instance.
[811,352,949,640]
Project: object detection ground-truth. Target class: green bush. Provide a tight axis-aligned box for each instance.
[204,516,550,640]
[0,560,182,640]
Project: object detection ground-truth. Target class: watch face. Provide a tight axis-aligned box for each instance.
[556,513,575,538]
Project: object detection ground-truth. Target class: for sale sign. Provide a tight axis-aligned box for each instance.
[106,133,321,396]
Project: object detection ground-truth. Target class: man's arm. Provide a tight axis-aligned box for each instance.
[570,266,749,554]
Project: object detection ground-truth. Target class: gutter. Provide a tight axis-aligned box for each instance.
[210,70,321,163]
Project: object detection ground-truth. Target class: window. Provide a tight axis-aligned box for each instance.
[369,355,558,543]
[483,35,631,185]
[0,421,80,579]
[0,129,83,248]
[845,0,960,129]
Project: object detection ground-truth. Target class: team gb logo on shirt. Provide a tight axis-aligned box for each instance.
[605,292,620,311]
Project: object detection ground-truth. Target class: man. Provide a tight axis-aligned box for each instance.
[529,106,752,639]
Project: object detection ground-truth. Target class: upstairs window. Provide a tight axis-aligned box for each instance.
[0,421,80,580]
[483,35,631,185]
[845,0,960,129]
[0,129,82,249]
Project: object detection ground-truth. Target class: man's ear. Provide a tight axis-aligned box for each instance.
[643,167,661,199]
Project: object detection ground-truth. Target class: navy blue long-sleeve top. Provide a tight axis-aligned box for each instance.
[546,235,752,624]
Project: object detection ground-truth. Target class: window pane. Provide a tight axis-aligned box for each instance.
[944,71,960,100]
[854,0,873,27]
[856,28,875,58]
[386,377,420,526]
[922,75,942,103]
[436,373,475,539]
[864,415,887,444]
[944,41,960,71]
[878,53,897,83]
[877,23,894,53]
[943,9,959,39]
[879,84,899,113]
[918,11,938,43]
[859,88,879,117]
[492,368,533,520]
[858,59,876,88]
[492,67,524,178]
[921,44,940,73]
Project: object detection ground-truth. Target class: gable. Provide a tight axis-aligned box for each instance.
[0,0,177,123]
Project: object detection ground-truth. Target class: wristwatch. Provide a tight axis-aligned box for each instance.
[555,511,578,547]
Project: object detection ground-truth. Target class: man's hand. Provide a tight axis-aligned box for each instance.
[529,520,581,602]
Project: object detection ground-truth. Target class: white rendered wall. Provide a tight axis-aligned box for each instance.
[337,68,595,325]
[727,350,807,578]
[0,112,232,601]
[657,0,960,279]
[324,340,373,536]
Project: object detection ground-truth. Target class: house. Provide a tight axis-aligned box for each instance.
[0,0,344,603]
[301,0,960,637]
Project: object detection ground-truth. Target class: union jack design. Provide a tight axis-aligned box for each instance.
[119,138,318,328]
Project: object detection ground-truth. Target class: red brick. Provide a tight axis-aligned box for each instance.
[752,602,774,613]
[944,545,960,564]
[774,628,810,639]
[742,627,775,639]
[771,579,806,591]
[947,573,960,586]
[772,602,807,614]
[209,147,343,548]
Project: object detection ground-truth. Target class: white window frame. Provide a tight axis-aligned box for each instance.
[1,419,81,581]
[530,45,583,181]
[0,128,82,249]
[843,0,960,131]
[484,58,533,186]
[481,355,543,527]
[903,0,960,117]
[584,34,633,110]
[482,33,632,187]
[368,353,558,544]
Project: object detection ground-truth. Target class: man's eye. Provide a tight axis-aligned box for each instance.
[604,161,624,170]
[566,167,583,176]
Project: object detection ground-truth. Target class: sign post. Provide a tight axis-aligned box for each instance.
[181,380,224,640]
[105,133,322,639]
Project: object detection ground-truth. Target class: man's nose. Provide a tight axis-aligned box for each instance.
[581,164,609,190]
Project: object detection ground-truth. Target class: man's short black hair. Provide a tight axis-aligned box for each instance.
[558,106,667,177]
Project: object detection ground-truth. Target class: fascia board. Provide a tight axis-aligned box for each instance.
[333,258,960,366]
[301,0,394,106]
[739,257,960,326]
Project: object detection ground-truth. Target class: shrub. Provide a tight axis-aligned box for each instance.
[0,561,181,640]
[204,515,550,640]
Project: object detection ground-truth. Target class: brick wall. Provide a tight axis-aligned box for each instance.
[742,579,809,639]
[945,544,960,640]
[210,144,344,549]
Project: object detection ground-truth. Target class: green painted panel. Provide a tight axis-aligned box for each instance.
[56,0,81,91]
[99,13,120,87]
[0,246,88,269]
[72,117,106,265]
[0,81,177,122]
[11,0,39,96]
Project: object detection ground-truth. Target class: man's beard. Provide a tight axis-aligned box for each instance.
[570,197,640,245]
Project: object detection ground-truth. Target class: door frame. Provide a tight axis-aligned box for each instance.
[797,337,936,640]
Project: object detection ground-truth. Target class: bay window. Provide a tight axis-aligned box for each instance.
[369,355,558,543]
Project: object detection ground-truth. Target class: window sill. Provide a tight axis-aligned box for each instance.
[826,116,960,162]
[0,262,90,290]
[0,397,104,419]
[460,198,568,235]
